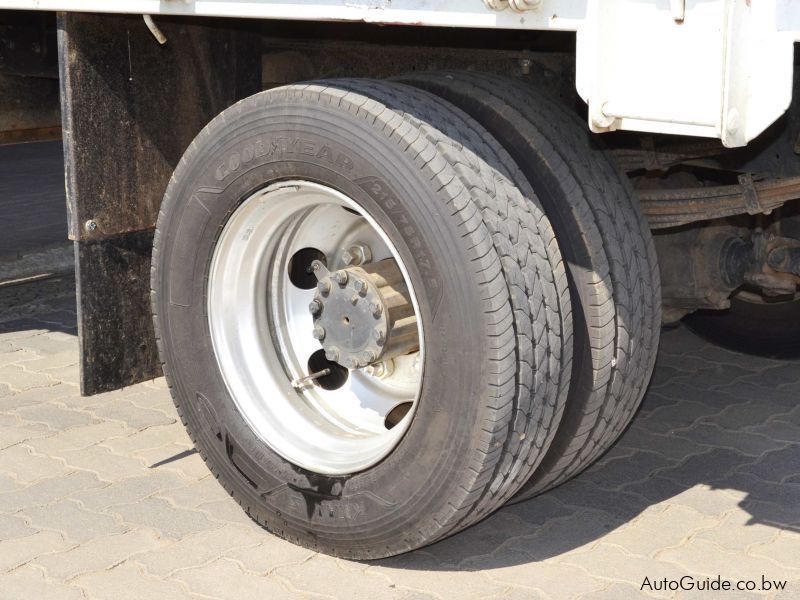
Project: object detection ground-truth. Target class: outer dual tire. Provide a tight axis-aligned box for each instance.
[152,81,569,558]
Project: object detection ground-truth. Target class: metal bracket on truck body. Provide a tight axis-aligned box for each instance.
[1,0,800,147]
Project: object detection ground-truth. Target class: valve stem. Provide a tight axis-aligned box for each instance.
[291,368,331,389]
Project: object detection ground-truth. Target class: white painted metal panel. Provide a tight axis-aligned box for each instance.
[1,0,798,147]
[0,0,587,30]
[576,0,799,147]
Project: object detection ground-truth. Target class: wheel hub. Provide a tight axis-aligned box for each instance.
[311,258,419,369]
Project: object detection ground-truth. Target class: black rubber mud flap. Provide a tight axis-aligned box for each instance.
[58,12,261,394]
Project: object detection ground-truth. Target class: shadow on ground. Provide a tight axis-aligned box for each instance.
[0,275,77,338]
[379,326,800,571]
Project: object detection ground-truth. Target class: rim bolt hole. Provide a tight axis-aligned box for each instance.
[385,402,413,430]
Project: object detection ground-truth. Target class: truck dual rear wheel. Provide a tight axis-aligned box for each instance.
[151,81,570,558]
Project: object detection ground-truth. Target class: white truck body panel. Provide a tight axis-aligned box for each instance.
[1,0,798,147]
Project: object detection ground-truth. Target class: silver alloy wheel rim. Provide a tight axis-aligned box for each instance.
[207,181,424,475]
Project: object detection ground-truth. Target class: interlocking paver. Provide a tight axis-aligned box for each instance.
[694,510,781,551]
[0,470,107,513]
[0,364,56,392]
[0,382,76,411]
[154,476,232,510]
[99,422,193,456]
[0,348,38,367]
[58,444,148,482]
[0,530,75,572]
[577,582,660,599]
[134,524,265,577]
[224,535,315,574]
[12,402,97,431]
[31,530,164,581]
[71,562,197,600]
[599,504,719,557]
[657,537,800,583]
[0,445,67,484]
[487,559,606,598]
[750,531,800,570]
[26,421,132,455]
[748,419,800,444]
[616,425,707,461]
[278,554,411,599]
[72,471,184,511]
[23,498,126,543]
[736,444,800,483]
[0,564,84,600]
[0,512,37,540]
[88,400,175,430]
[705,400,794,431]
[0,474,19,493]
[171,557,302,599]
[374,552,511,600]
[112,497,220,539]
[579,450,674,490]
[2,275,800,599]
[562,543,692,597]
[0,424,53,450]
[136,444,210,480]
[674,422,788,456]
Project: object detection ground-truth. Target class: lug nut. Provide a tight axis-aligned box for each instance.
[370,302,383,317]
[350,294,360,305]
[374,329,386,346]
[317,280,331,296]
[353,279,368,296]
[344,357,357,369]
[325,347,339,362]
[312,326,326,341]
[334,271,348,286]
[362,350,376,364]
[308,299,322,315]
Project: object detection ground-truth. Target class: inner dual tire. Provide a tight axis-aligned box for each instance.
[152,80,569,558]
[397,73,662,499]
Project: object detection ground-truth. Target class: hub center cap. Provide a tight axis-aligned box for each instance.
[310,258,419,369]
[311,261,388,369]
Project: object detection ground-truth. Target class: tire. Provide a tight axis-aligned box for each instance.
[397,72,661,499]
[323,79,572,527]
[151,80,565,558]
[685,294,800,359]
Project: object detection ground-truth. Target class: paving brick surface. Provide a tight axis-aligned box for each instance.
[1,276,799,599]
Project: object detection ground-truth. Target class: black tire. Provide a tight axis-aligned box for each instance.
[151,80,565,558]
[323,79,572,527]
[397,72,662,498]
[685,295,800,359]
